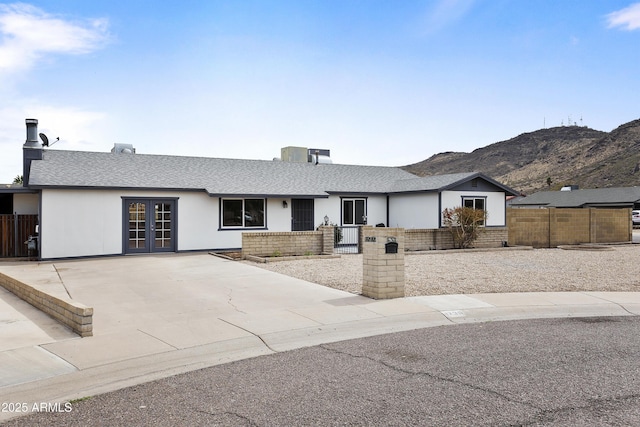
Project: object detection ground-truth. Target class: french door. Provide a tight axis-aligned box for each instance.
[124,199,176,254]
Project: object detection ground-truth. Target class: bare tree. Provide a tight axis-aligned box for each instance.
[442,206,486,249]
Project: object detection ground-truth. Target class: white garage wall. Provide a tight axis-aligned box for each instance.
[40,190,303,258]
[179,193,219,250]
[389,193,440,229]
[40,189,124,259]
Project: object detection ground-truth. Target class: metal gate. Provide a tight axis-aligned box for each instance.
[333,226,361,254]
[0,214,38,257]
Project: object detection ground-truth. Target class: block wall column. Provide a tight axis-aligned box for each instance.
[362,227,405,299]
[320,226,334,255]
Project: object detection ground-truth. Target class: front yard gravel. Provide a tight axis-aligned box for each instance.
[242,245,640,296]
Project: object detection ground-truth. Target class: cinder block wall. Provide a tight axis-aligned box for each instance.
[242,231,323,257]
[550,208,590,246]
[592,208,632,243]
[244,226,509,256]
[405,228,507,251]
[508,207,631,248]
[507,208,550,248]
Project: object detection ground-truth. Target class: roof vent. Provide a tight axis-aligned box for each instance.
[111,143,136,154]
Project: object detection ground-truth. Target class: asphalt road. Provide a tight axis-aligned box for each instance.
[3,316,640,426]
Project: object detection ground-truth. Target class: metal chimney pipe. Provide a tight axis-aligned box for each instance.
[24,118,39,148]
[23,118,43,186]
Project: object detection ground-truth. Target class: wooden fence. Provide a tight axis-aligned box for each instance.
[0,214,38,257]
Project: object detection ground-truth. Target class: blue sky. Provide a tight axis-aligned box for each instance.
[1,0,639,182]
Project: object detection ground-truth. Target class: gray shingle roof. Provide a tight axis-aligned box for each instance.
[28,150,418,196]
[27,150,519,197]
[510,187,640,208]
[390,172,478,192]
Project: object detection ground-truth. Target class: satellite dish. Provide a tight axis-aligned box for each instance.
[39,133,59,147]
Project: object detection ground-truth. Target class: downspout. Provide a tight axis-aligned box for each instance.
[386,195,390,227]
[438,193,442,228]
[37,192,42,261]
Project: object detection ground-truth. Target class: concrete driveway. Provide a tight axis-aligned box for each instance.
[1,253,640,423]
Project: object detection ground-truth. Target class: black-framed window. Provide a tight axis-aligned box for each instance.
[222,198,265,228]
[462,196,486,226]
[342,198,367,225]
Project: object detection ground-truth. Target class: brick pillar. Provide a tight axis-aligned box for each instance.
[320,226,334,255]
[359,225,372,254]
[362,227,405,299]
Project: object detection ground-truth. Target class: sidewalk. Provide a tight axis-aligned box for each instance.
[1,253,639,422]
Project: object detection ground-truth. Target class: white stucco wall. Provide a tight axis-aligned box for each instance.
[40,188,501,259]
[40,189,123,258]
[388,193,440,229]
[13,193,39,215]
[314,195,387,227]
[440,190,507,226]
[39,190,304,258]
[366,196,387,226]
[314,197,338,226]
[179,193,219,250]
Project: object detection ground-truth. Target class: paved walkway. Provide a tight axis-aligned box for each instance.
[1,253,639,422]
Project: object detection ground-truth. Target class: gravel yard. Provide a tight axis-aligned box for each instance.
[243,245,640,296]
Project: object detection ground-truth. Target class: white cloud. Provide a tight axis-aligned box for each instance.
[606,2,640,30]
[0,3,109,73]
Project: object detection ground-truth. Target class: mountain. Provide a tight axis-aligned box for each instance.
[402,118,640,194]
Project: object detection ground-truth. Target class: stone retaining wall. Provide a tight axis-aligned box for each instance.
[0,271,93,337]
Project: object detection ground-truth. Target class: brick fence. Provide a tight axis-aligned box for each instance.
[242,226,508,257]
[404,228,508,251]
[507,207,631,248]
[242,226,335,258]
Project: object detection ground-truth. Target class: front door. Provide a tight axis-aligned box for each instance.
[124,199,176,254]
[291,199,314,231]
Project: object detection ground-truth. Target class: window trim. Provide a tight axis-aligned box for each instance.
[340,197,368,226]
[220,198,267,229]
[461,196,487,226]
